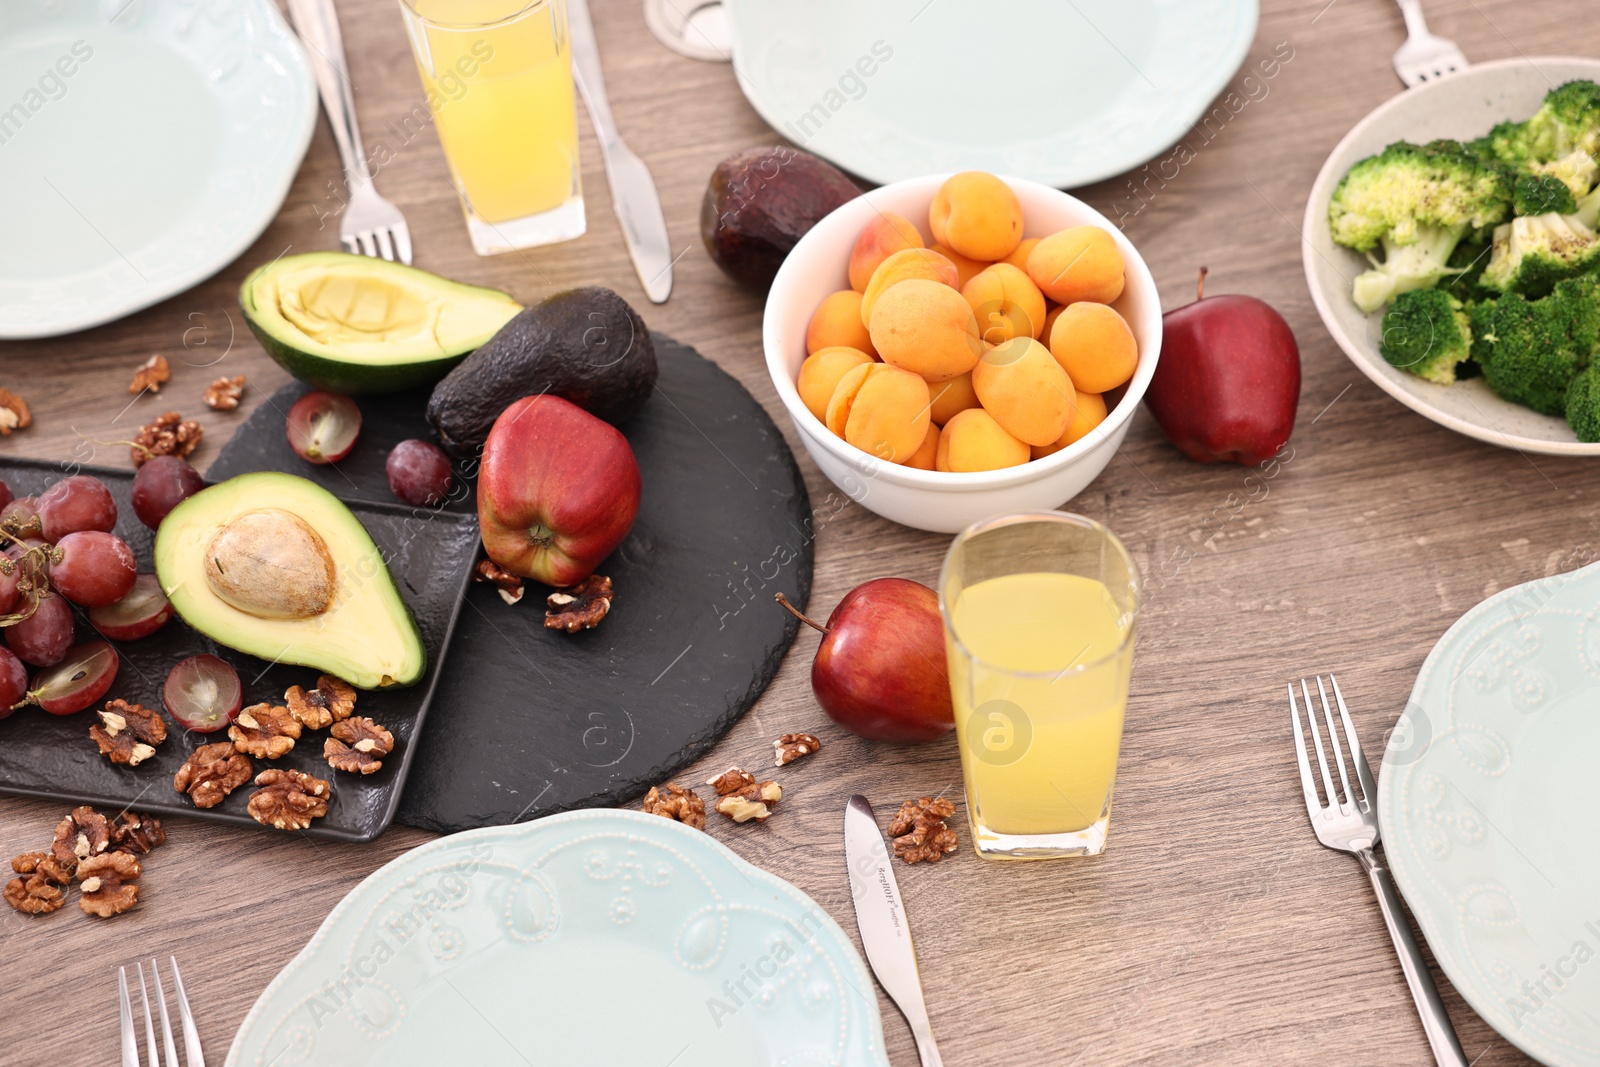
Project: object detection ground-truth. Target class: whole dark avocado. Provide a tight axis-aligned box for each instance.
[426,287,656,458]
[701,146,860,292]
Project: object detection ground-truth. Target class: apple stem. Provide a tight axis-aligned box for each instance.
[773,592,829,634]
[1196,266,1209,301]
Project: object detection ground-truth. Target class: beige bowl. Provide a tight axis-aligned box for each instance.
[763,175,1163,534]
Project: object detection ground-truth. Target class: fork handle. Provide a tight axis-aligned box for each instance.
[1393,0,1431,39]
[286,0,373,188]
[1359,849,1469,1067]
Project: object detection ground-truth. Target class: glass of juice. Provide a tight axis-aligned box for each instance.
[939,512,1139,860]
[398,0,584,255]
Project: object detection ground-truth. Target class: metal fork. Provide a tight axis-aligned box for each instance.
[1288,676,1467,1067]
[1391,0,1469,88]
[286,0,414,264]
[119,957,205,1067]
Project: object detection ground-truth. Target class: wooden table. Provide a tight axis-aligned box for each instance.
[2,1,1590,1062]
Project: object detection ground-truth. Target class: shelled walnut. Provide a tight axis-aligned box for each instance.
[284,675,356,730]
[112,812,165,855]
[473,559,524,605]
[173,742,253,809]
[90,700,167,766]
[51,805,113,874]
[640,783,705,830]
[773,732,822,766]
[545,574,613,631]
[204,375,246,411]
[247,768,330,830]
[229,703,302,759]
[129,355,170,394]
[714,780,783,823]
[77,851,141,917]
[132,411,201,466]
[0,388,31,436]
[324,717,393,775]
[4,850,73,916]
[886,796,959,864]
[706,767,757,795]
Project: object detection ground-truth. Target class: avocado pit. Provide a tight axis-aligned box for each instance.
[204,509,337,620]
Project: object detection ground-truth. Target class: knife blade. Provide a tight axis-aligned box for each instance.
[567,0,674,303]
[845,794,944,1067]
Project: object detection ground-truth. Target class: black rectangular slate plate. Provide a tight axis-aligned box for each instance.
[0,456,480,842]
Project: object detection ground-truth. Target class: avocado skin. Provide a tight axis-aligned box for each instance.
[426,287,658,458]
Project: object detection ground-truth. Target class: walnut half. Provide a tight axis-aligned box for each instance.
[112,812,165,855]
[887,797,959,864]
[284,676,356,730]
[51,805,113,874]
[640,783,705,830]
[247,768,330,830]
[545,574,613,632]
[174,742,253,809]
[90,699,167,766]
[773,732,822,767]
[714,780,782,823]
[229,703,301,758]
[77,851,141,917]
[324,716,394,775]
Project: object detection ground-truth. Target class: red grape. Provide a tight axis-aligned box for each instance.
[387,439,454,506]
[88,574,173,641]
[0,557,20,616]
[131,455,205,529]
[23,641,119,715]
[0,647,26,716]
[163,654,242,732]
[49,531,137,607]
[0,479,12,512]
[287,391,361,464]
[37,475,117,540]
[0,496,41,539]
[5,594,74,666]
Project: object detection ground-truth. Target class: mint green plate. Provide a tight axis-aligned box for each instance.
[0,0,316,339]
[1379,566,1600,1066]
[721,0,1259,188]
[226,810,889,1066]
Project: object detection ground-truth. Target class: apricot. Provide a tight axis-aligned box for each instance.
[1042,303,1065,339]
[929,172,1024,261]
[849,213,924,292]
[928,372,980,425]
[1000,237,1040,271]
[1032,389,1108,458]
[824,362,931,463]
[1048,301,1138,393]
[859,248,960,327]
[931,243,988,288]
[970,336,1073,446]
[1026,226,1125,305]
[936,408,1030,472]
[962,263,1047,344]
[903,422,940,470]
[807,290,876,356]
[797,346,873,423]
[869,279,982,383]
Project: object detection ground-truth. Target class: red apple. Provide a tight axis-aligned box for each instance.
[777,578,953,743]
[1145,268,1300,465]
[478,395,642,587]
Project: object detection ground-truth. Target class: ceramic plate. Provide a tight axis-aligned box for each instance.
[722,0,1259,188]
[1379,563,1600,1066]
[0,0,317,339]
[1302,57,1600,457]
[227,810,889,1065]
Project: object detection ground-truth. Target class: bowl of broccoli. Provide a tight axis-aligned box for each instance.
[1304,58,1600,455]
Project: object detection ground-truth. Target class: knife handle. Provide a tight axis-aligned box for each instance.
[565,0,618,146]
[912,1023,944,1067]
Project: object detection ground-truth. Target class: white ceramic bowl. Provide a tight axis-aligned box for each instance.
[1302,56,1600,456]
[763,175,1162,534]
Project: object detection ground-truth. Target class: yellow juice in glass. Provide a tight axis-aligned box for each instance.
[402,0,584,253]
[948,571,1134,851]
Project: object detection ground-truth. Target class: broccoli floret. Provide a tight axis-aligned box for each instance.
[1481,188,1600,298]
[1530,149,1599,200]
[1379,289,1474,384]
[1514,173,1579,216]
[1478,276,1600,414]
[1565,362,1600,441]
[1480,80,1600,167]
[1330,140,1514,312]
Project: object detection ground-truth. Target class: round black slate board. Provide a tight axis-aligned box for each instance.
[208,334,813,833]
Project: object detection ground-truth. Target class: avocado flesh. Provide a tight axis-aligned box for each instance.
[242,252,521,393]
[155,472,426,689]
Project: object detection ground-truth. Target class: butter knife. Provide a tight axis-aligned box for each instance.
[845,795,944,1067]
[567,0,673,303]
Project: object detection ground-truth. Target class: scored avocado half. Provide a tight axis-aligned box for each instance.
[155,472,426,689]
[241,252,521,394]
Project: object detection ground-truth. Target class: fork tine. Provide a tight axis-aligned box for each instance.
[391,224,413,266]
[339,234,359,256]
[138,962,161,1067]
[1287,683,1323,821]
[151,958,180,1067]
[1300,679,1340,809]
[1329,675,1378,807]
[375,228,396,262]
[119,966,140,1067]
[169,956,205,1067]
[356,231,377,257]
[1315,677,1354,809]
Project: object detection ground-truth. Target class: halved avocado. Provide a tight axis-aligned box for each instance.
[155,472,426,689]
[241,252,522,394]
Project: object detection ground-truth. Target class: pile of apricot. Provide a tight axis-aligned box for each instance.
[798,172,1138,473]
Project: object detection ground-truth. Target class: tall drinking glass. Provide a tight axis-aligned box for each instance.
[399,0,585,255]
[939,512,1140,860]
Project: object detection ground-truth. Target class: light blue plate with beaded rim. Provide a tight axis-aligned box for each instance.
[1378,563,1600,1066]
[0,0,317,339]
[721,0,1260,188]
[226,809,890,1067]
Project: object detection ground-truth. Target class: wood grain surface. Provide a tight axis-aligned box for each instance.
[2,1,1593,1063]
